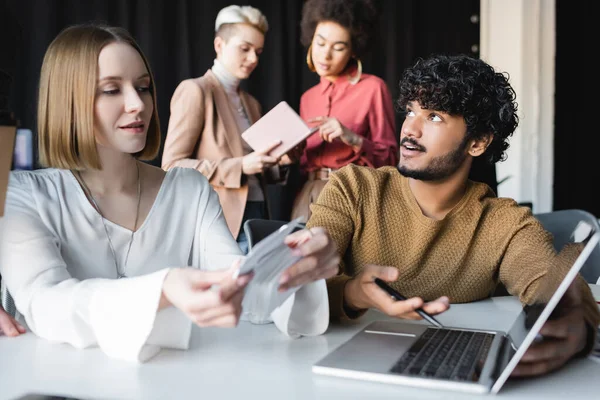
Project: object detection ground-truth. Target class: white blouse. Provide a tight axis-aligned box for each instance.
[0,167,328,362]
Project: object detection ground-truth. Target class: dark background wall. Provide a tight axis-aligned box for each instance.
[2,0,536,221]
[553,0,598,217]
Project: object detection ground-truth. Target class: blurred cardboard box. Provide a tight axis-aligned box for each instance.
[0,123,16,217]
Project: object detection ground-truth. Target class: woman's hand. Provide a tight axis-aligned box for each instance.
[0,305,26,337]
[160,262,253,328]
[242,140,281,175]
[308,116,363,150]
[277,227,340,292]
[279,140,306,166]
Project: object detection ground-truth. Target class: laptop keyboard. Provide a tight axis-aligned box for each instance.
[390,328,494,382]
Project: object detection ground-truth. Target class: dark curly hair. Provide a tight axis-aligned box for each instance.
[396,54,519,164]
[300,0,377,59]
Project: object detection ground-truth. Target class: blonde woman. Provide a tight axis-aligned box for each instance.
[162,5,301,254]
[0,23,339,361]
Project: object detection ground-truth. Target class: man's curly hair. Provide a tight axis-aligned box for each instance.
[396,54,519,164]
[300,0,377,59]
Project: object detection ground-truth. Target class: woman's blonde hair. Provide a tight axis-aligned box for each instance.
[214,5,268,37]
[37,23,161,170]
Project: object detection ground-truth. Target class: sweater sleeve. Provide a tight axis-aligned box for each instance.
[306,168,363,320]
[0,174,172,362]
[498,216,600,354]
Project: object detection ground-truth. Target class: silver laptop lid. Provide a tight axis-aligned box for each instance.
[491,222,600,393]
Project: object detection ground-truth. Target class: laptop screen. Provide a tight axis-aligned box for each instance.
[491,222,600,393]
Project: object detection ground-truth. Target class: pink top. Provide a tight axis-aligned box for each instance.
[299,70,398,172]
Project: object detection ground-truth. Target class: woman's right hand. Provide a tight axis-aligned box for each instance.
[242,140,281,175]
[160,262,252,328]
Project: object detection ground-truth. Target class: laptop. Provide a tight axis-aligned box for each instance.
[313,222,600,394]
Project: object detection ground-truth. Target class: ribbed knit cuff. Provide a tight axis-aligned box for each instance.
[327,275,367,320]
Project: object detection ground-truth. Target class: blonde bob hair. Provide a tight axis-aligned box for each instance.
[215,5,268,36]
[38,23,161,170]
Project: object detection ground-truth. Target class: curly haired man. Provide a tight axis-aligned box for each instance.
[307,54,600,377]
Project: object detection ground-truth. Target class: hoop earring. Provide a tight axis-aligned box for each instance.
[306,44,316,72]
[347,58,362,85]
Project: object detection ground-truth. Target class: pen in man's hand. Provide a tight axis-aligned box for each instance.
[374,278,444,328]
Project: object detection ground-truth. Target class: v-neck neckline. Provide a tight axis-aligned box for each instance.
[68,168,175,234]
[396,169,475,227]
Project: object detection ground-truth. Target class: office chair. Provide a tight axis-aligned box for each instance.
[243,219,305,251]
[534,209,600,284]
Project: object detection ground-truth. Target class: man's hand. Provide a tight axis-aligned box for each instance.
[512,281,589,377]
[0,305,26,337]
[278,227,340,292]
[344,264,449,320]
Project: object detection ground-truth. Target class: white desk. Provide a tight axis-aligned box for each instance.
[1,293,599,400]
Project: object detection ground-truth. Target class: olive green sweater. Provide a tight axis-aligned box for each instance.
[306,165,599,341]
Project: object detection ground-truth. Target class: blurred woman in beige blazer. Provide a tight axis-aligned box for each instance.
[162,5,301,253]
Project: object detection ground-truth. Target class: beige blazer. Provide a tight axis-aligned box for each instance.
[162,70,271,238]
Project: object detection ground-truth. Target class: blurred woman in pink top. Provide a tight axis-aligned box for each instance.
[291,0,399,221]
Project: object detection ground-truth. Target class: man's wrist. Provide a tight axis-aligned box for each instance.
[343,279,363,311]
[343,300,363,319]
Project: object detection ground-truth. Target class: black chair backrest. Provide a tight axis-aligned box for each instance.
[243,219,289,251]
[243,219,306,251]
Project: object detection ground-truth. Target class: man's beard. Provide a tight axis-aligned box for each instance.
[397,136,470,181]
